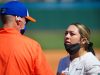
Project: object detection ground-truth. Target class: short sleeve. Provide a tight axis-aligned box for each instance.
[84,53,100,74]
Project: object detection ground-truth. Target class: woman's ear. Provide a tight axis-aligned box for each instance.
[81,38,87,44]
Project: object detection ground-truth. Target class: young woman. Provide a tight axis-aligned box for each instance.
[57,23,100,75]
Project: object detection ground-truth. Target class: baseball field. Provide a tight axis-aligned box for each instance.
[44,49,100,74]
[25,30,100,74]
[25,3,100,75]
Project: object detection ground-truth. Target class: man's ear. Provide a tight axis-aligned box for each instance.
[15,16,21,25]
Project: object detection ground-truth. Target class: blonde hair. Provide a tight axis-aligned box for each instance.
[70,23,95,55]
[71,23,90,44]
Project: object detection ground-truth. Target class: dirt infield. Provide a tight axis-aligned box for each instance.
[44,49,100,75]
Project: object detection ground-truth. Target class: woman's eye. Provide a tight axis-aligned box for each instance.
[65,32,68,35]
[70,33,75,36]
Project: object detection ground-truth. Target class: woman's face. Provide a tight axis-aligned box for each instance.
[64,25,81,45]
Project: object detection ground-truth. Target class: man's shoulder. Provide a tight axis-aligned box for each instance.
[59,55,70,66]
[60,55,70,62]
[57,55,70,73]
[22,35,40,45]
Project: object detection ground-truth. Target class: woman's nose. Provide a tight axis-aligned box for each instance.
[65,33,70,39]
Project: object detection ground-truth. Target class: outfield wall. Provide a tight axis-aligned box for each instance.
[25,2,100,30]
[25,2,100,49]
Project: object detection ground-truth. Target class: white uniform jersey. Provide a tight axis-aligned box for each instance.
[57,52,100,75]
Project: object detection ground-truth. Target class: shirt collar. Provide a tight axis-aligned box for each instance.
[0,28,21,35]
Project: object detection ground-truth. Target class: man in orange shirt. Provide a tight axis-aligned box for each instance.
[0,1,54,75]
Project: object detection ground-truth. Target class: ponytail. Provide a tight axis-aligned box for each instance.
[87,42,95,55]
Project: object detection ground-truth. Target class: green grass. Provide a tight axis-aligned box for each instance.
[91,31,100,49]
[25,30,100,50]
[25,30,64,50]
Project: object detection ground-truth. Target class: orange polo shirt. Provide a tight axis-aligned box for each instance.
[0,28,54,75]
